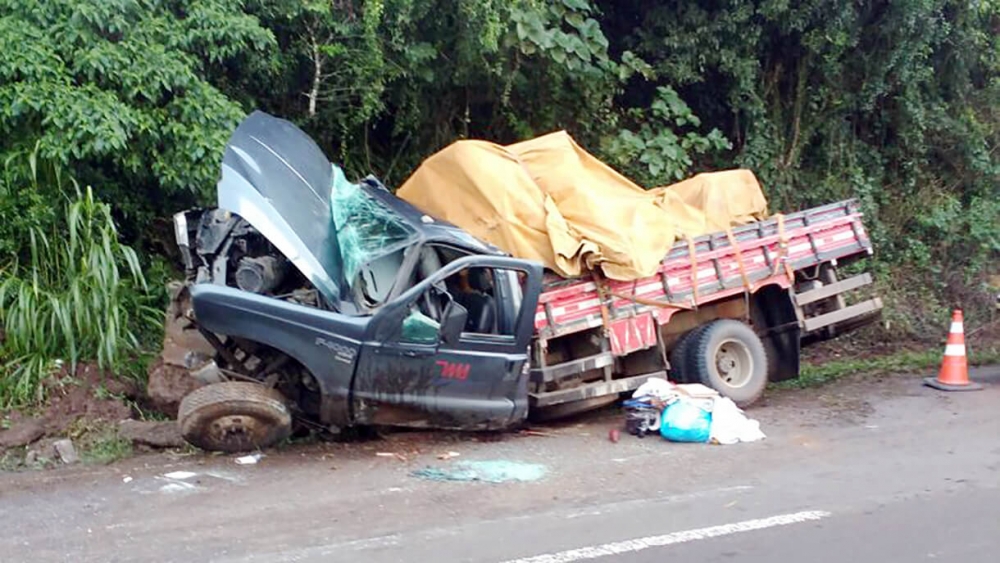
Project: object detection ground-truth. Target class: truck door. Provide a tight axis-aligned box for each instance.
[351,255,543,430]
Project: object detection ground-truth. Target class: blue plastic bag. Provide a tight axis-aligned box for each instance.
[659,399,712,443]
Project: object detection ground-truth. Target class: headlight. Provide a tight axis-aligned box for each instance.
[173,212,190,247]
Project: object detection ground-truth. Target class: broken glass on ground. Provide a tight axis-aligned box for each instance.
[410,460,547,483]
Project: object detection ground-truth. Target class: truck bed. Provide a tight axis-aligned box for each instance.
[533,199,877,342]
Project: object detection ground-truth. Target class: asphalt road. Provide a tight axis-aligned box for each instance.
[2,366,999,563]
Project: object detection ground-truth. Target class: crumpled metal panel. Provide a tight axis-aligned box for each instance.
[217,111,346,307]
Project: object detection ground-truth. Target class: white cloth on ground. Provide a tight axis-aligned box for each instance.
[709,397,766,444]
[632,378,675,402]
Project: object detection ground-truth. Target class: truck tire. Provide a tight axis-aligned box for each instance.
[682,320,768,407]
[178,382,292,453]
[668,326,706,383]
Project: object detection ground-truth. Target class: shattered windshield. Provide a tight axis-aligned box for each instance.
[330,166,418,290]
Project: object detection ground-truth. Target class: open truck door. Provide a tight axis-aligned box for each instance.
[351,255,543,430]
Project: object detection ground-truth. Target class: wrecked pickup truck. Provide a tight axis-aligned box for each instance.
[168,111,882,452]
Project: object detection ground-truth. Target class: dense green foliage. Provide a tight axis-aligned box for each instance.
[0,0,274,242]
[612,0,1000,329]
[1,0,998,406]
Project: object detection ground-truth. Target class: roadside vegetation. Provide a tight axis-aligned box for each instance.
[785,345,1000,390]
[1,0,998,412]
[0,150,161,409]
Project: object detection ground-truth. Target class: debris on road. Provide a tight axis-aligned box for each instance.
[437,451,461,460]
[675,383,722,399]
[155,472,201,494]
[375,452,408,462]
[660,397,713,443]
[623,378,765,445]
[519,429,556,437]
[623,398,663,437]
[411,460,547,483]
[53,439,79,464]
[633,378,676,402]
[710,397,765,445]
[234,453,264,465]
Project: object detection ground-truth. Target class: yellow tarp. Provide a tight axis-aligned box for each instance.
[396,130,769,280]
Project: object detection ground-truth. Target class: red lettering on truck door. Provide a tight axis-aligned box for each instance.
[436,360,471,380]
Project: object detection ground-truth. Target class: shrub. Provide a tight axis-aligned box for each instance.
[0,158,159,408]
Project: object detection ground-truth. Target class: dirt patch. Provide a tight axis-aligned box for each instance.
[145,281,212,418]
[37,364,137,434]
[117,420,184,448]
[761,367,921,428]
[1,363,138,457]
[802,331,926,365]
[802,316,1000,366]
[146,357,203,418]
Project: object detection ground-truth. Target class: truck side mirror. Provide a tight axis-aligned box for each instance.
[439,300,468,345]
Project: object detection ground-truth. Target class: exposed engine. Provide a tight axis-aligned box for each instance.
[235,255,286,294]
[174,208,323,309]
[169,207,326,422]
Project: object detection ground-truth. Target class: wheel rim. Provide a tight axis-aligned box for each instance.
[712,338,754,388]
[208,414,269,449]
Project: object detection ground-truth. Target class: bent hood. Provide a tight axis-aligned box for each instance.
[216,111,348,307]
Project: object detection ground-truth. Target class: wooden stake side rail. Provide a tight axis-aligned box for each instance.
[533,199,873,338]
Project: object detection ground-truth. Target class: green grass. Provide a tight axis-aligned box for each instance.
[0,444,59,472]
[0,184,161,408]
[78,426,134,465]
[0,449,24,471]
[777,346,1000,389]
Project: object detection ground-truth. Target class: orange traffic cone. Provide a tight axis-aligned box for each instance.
[924,310,982,391]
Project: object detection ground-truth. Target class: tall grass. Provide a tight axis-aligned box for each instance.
[0,155,159,408]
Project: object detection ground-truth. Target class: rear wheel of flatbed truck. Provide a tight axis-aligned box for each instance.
[681,320,769,407]
[668,326,706,384]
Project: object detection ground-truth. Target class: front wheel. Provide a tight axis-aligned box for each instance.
[178,382,293,453]
[682,320,769,407]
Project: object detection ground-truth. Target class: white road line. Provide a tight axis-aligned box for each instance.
[498,510,831,563]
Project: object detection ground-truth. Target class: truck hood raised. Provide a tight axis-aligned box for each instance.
[217,111,349,307]
[215,111,501,312]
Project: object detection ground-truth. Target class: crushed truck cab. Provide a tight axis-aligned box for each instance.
[171,111,545,451]
[167,111,882,452]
